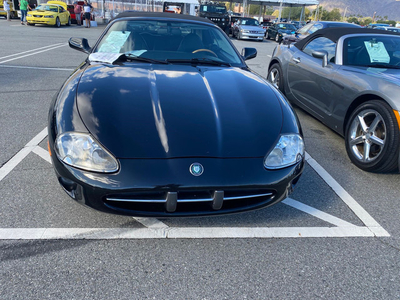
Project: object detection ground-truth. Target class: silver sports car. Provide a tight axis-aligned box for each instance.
[268,27,400,173]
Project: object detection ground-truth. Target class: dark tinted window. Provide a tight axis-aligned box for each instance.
[344,35,400,67]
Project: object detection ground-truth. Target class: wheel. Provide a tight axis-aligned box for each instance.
[275,34,280,43]
[345,100,400,172]
[267,63,284,92]
[66,17,71,26]
[55,17,60,28]
[265,31,269,39]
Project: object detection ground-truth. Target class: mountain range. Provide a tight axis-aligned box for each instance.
[316,0,400,21]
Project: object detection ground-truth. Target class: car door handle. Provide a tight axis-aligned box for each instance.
[292,57,301,63]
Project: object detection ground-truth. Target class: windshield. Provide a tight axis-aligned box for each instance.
[199,5,226,14]
[277,23,296,31]
[35,5,59,12]
[94,20,243,66]
[240,19,259,26]
[344,35,400,68]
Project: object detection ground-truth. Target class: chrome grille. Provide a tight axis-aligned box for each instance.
[106,189,275,213]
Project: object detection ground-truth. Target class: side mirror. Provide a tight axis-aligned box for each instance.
[69,37,92,54]
[242,47,257,61]
[312,50,328,67]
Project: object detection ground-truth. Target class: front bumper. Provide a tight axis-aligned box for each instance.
[26,16,56,25]
[240,32,264,41]
[50,140,304,217]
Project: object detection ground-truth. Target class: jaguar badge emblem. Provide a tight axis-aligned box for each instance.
[189,163,204,176]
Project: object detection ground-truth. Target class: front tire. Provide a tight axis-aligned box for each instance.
[345,100,400,172]
[66,17,71,26]
[265,31,269,39]
[275,34,280,43]
[55,17,60,28]
[267,63,284,93]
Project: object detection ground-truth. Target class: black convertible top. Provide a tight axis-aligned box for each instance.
[295,27,400,50]
[112,11,214,25]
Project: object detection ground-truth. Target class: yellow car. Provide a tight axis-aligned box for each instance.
[26,1,71,27]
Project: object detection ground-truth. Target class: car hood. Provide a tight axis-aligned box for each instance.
[31,10,56,16]
[76,63,284,159]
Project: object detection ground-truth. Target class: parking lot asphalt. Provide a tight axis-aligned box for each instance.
[1,20,400,299]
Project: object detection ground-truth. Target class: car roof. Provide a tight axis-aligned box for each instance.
[113,11,214,25]
[295,27,400,49]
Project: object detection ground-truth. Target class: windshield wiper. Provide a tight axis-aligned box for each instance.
[123,53,168,64]
[166,58,231,67]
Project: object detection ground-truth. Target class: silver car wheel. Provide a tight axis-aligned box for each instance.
[275,34,280,42]
[267,65,281,90]
[348,109,386,162]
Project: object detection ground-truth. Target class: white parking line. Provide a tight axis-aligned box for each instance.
[0,43,67,64]
[0,128,47,182]
[305,153,389,236]
[0,226,375,240]
[0,65,75,71]
[0,43,64,60]
[0,127,390,239]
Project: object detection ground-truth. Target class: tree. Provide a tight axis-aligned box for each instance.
[347,17,359,25]
[328,8,341,21]
[360,17,373,26]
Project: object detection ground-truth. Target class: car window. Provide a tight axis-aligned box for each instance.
[308,23,323,34]
[94,20,243,66]
[35,4,58,12]
[303,37,336,62]
[241,19,259,26]
[344,35,400,68]
[297,22,313,35]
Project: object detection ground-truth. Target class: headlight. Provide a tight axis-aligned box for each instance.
[264,134,304,169]
[221,18,225,21]
[258,31,264,34]
[44,15,54,18]
[27,14,32,17]
[281,32,288,36]
[241,30,249,33]
[55,132,119,173]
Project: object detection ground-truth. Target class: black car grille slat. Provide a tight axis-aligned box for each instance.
[104,189,275,214]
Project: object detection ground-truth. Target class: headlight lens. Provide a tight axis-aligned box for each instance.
[281,32,287,36]
[264,134,304,169]
[44,15,54,18]
[55,132,119,173]
[27,14,32,17]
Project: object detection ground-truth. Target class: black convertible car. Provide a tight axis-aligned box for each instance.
[48,12,304,217]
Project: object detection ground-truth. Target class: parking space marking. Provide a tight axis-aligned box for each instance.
[32,145,52,164]
[133,218,169,229]
[0,127,390,239]
[0,226,375,240]
[305,153,389,236]
[282,198,357,227]
[0,43,67,64]
[0,128,47,182]
[0,43,65,61]
[0,65,74,71]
